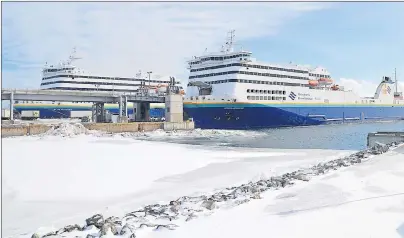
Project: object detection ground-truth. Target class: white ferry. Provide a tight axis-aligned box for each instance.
[14,48,184,118]
[183,30,404,129]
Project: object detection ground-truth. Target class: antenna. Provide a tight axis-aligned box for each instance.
[225,30,235,53]
[395,68,398,94]
[66,47,81,65]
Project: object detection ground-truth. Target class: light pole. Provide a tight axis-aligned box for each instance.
[147,71,152,87]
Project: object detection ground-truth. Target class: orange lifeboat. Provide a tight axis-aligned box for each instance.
[331,84,339,91]
[308,80,319,86]
[318,78,333,85]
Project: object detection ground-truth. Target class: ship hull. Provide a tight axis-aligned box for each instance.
[183,103,404,129]
[13,104,165,118]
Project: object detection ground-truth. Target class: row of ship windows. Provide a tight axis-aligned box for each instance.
[189,70,314,80]
[190,62,311,74]
[41,80,144,87]
[187,78,309,87]
[45,87,139,92]
[42,75,180,84]
[189,54,250,65]
[190,63,331,79]
[44,67,75,73]
[247,89,286,95]
[247,96,286,100]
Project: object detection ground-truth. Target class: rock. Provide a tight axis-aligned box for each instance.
[120,223,136,236]
[155,224,178,231]
[139,223,158,229]
[170,204,180,213]
[250,186,259,194]
[201,199,216,210]
[31,233,40,238]
[105,216,122,226]
[251,193,262,199]
[294,173,310,182]
[99,222,118,236]
[185,213,197,222]
[233,198,250,206]
[86,214,104,229]
[371,142,389,154]
[169,200,180,206]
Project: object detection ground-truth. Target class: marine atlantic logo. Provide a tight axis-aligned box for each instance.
[289,91,296,100]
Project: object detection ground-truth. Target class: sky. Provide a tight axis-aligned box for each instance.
[2,1,404,97]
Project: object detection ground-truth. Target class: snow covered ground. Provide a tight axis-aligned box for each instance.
[2,123,404,238]
[151,145,404,238]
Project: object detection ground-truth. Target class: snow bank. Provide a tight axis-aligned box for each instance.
[2,133,354,238]
[44,122,92,137]
[34,143,403,238]
[153,144,404,238]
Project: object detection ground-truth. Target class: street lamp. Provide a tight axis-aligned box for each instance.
[147,71,152,87]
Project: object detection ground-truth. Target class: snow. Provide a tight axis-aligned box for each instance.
[2,123,403,238]
[44,122,93,136]
[150,145,404,238]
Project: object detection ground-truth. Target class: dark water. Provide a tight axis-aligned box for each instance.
[134,120,404,151]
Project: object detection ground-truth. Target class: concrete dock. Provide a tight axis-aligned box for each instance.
[1,121,195,137]
[367,131,404,147]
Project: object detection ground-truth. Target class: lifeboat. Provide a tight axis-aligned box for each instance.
[308,80,319,86]
[331,84,339,91]
[157,84,168,88]
[318,78,333,85]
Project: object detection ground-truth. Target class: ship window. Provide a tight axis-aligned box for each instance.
[247,89,250,93]
[264,90,267,93]
[247,96,250,100]
[260,96,263,100]
[264,96,268,100]
[283,97,286,100]
[272,96,275,100]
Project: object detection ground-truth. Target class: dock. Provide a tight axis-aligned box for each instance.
[1,121,195,137]
[367,131,404,147]
[1,82,186,125]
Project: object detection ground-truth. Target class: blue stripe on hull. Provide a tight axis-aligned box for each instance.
[184,104,404,129]
[14,107,165,119]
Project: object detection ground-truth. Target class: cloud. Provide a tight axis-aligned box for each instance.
[335,78,404,98]
[2,2,329,89]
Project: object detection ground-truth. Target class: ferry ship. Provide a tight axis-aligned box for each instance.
[183,30,404,129]
[14,48,184,119]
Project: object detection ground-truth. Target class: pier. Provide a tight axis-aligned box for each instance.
[1,83,185,124]
[367,131,404,147]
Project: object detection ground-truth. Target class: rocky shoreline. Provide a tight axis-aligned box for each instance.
[31,141,401,238]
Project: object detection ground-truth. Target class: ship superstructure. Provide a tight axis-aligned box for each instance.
[14,48,184,119]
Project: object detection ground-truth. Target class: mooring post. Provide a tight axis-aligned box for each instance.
[10,91,14,121]
[119,96,123,118]
[123,96,128,117]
